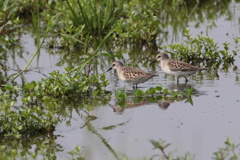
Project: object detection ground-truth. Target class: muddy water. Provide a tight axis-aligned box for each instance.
[3,1,240,160]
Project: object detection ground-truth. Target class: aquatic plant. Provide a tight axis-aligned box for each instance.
[150,139,195,160]
[1,135,239,160]
[115,84,193,99]
[114,84,194,111]
[0,67,110,135]
[42,0,235,48]
[0,0,24,57]
[65,0,119,36]
[150,137,240,160]
[213,137,240,160]
[68,146,85,160]
[1,0,237,48]
[163,29,237,70]
[0,0,116,135]
[23,69,109,103]
[0,136,84,160]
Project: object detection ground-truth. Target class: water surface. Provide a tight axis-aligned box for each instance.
[2,1,240,160]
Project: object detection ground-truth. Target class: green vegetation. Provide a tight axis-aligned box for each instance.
[0,138,85,160]
[150,139,195,160]
[1,0,240,159]
[1,136,240,160]
[149,137,240,160]
[22,70,109,102]
[113,85,194,112]
[65,0,118,35]
[0,137,61,159]
[213,137,240,160]
[0,69,110,135]
[163,29,238,70]
[0,0,231,52]
[115,85,193,102]
[0,0,238,138]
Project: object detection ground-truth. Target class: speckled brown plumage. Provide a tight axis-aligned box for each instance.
[121,67,154,80]
[151,52,206,84]
[167,60,201,71]
[107,61,157,89]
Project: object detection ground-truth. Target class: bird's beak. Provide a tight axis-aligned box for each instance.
[149,60,157,65]
[107,67,113,72]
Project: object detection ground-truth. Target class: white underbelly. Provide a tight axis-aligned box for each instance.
[163,68,197,77]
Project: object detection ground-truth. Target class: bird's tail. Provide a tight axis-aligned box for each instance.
[150,74,158,77]
[199,68,207,71]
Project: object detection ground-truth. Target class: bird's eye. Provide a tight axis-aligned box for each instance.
[112,64,115,67]
[157,56,161,58]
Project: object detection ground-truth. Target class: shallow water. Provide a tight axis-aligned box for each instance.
[2,1,240,160]
[52,67,240,160]
[53,2,240,159]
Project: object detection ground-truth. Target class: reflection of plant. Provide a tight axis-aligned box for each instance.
[213,137,240,160]
[68,146,85,160]
[80,117,121,160]
[150,139,195,160]
[0,133,62,159]
[149,137,240,160]
[0,133,84,160]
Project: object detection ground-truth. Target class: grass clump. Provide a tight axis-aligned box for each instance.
[66,0,118,36]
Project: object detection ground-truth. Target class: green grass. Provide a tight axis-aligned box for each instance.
[66,0,118,35]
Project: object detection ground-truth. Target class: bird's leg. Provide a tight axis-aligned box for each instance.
[184,76,188,84]
[177,76,188,84]
[177,76,180,84]
[135,84,138,89]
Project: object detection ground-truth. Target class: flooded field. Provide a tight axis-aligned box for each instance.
[1,0,240,160]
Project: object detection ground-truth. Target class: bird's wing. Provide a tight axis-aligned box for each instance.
[167,60,199,71]
[121,67,149,80]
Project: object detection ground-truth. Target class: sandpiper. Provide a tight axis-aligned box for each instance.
[107,61,157,89]
[151,52,206,84]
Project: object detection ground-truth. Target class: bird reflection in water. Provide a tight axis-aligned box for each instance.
[158,97,184,110]
[166,83,205,96]
[158,83,206,109]
[112,99,150,114]
[112,83,206,114]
